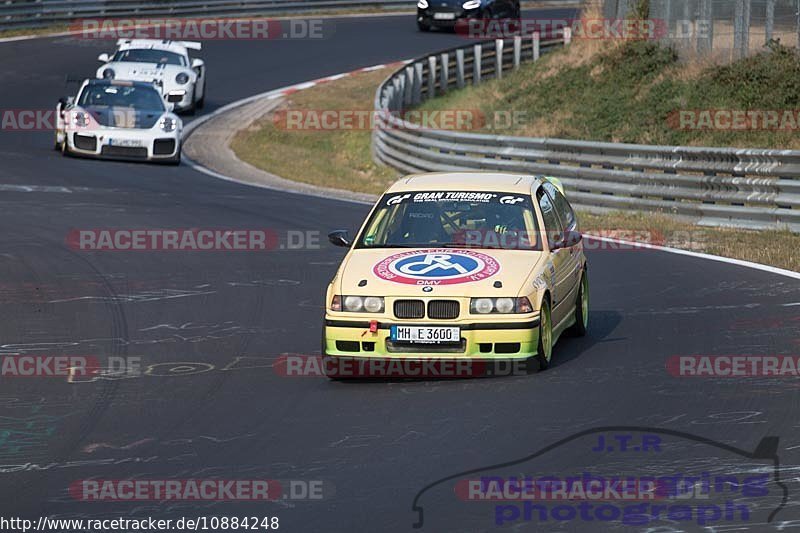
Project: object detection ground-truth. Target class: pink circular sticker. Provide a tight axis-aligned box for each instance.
[373,249,500,285]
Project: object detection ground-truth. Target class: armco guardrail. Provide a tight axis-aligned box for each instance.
[372,33,800,233]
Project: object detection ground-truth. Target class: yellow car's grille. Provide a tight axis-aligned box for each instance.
[427,300,460,320]
[394,299,425,319]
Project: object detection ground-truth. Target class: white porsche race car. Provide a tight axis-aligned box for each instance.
[55,79,183,164]
[96,39,206,113]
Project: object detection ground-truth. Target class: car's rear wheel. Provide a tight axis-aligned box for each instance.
[534,298,552,371]
[569,271,588,337]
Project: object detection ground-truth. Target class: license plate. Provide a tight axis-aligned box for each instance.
[390,325,460,344]
[433,12,456,19]
[108,138,143,147]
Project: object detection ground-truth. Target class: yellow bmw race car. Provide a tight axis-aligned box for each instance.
[323,172,587,378]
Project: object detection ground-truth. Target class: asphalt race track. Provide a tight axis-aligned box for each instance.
[1,8,800,532]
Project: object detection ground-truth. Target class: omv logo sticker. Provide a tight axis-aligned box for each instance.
[374,249,500,285]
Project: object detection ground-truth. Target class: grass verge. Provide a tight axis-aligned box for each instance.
[231,67,399,195]
[417,39,800,149]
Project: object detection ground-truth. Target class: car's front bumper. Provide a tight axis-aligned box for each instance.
[323,316,540,360]
[417,7,481,28]
[66,129,181,162]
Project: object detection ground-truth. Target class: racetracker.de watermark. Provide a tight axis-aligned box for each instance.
[455,18,668,40]
[275,355,538,378]
[668,109,800,131]
[272,109,529,131]
[69,479,327,501]
[667,355,800,377]
[69,18,328,40]
[66,229,322,251]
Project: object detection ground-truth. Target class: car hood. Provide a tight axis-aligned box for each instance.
[337,248,545,297]
[84,106,163,129]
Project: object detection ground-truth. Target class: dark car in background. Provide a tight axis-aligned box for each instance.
[416,0,520,32]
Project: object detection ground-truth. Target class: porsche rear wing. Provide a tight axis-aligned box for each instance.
[115,39,202,51]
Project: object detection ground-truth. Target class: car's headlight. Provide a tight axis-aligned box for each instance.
[102,68,115,79]
[462,0,481,8]
[417,0,428,8]
[176,72,190,85]
[331,295,385,313]
[159,116,177,132]
[72,111,89,128]
[470,297,533,314]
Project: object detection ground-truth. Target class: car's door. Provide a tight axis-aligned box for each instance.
[542,182,582,316]
[535,186,571,326]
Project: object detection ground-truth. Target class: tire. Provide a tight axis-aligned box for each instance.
[164,147,182,166]
[418,22,431,32]
[61,136,71,157]
[195,83,205,110]
[534,297,553,371]
[568,271,589,337]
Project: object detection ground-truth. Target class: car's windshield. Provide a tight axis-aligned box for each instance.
[78,84,165,111]
[112,49,186,66]
[357,190,542,250]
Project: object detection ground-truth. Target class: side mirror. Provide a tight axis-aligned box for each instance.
[98,53,110,62]
[328,230,351,248]
[191,58,204,77]
[551,230,582,250]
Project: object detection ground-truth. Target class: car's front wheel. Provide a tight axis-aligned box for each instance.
[534,297,553,371]
[163,146,182,166]
[418,21,431,32]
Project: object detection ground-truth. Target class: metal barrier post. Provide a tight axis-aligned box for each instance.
[456,48,465,88]
[495,39,503,79]
[473,44,482,85]
[412,62,423,105]
[440,53,449,93]
[427,56,437,99]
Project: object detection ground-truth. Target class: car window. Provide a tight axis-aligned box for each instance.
[112,49,187,66]
[542,182,576,230]
[357,191,542,251]
[78,84,165,111]
[536,188,563,248]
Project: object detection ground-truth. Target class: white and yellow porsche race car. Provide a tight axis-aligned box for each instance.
[323,172,588,378]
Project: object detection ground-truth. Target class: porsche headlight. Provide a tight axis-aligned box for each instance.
[462,0,481,8]
[417,0,428,8]
[176,72,190,85]
[470,297,533,314]
[102,68,115,79]
[335,295,385,313]
[159,116,177,132]
[72,111,89,128]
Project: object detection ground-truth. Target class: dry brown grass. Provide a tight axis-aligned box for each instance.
[231,67,399,195]
[578,210,800,273]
